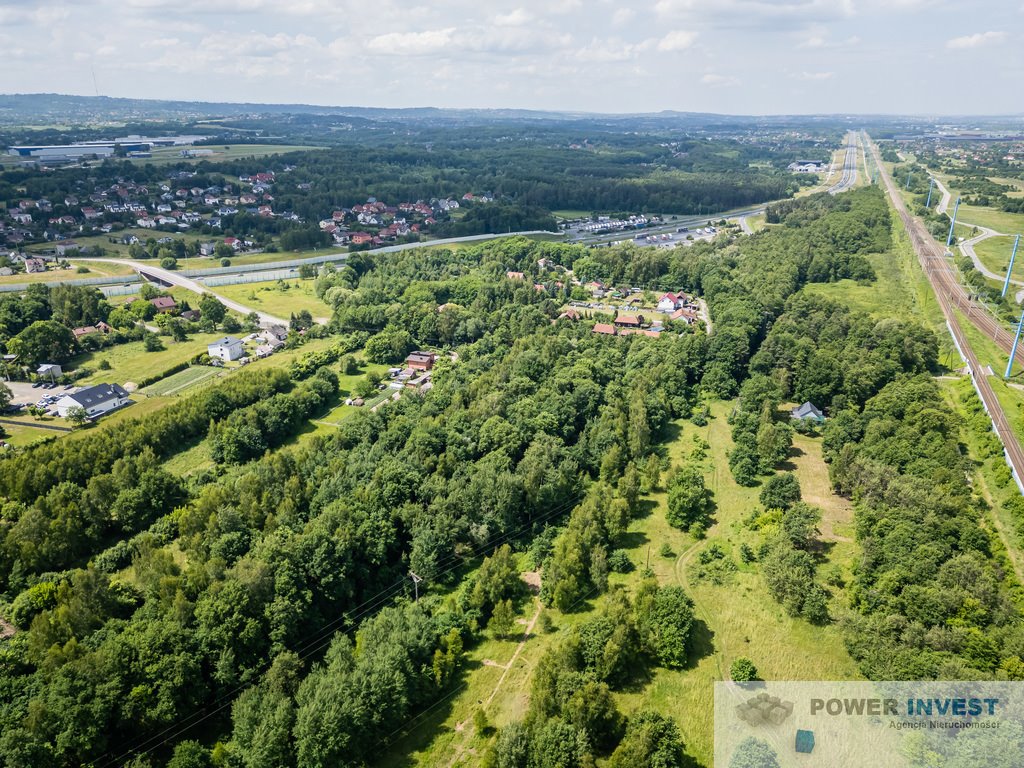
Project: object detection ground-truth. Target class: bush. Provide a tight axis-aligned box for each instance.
[608,549,634,573]
[659,542,674,558]
[730,657,758,682]
[759,473,801,510]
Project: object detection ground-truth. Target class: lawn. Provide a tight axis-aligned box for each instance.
[0,422,62,447]
[70,331,226,387]
[207,278,332,321]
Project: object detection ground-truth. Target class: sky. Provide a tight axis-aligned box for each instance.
[0,0,1021,115]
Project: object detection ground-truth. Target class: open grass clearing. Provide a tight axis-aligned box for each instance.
[973,235,1022,282]
[207,278,331,321]
[70,331,226,387]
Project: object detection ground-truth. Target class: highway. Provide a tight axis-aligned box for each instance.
[827,132,860,194]
[866,132,1024,490]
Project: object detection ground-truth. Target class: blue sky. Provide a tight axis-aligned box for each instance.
[0,0,1020,114]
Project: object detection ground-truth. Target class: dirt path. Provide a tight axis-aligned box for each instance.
[446,574,543,768]
[673,540,727,681]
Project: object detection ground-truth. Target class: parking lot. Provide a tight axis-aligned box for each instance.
[5,380,74,414]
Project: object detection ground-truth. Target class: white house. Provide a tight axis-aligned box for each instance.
[657,292,687,312]
[208,336,244,362]
[56,383,129,419]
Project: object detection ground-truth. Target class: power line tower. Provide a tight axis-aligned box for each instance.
[1001,235,1021,299]
[946,197,961,247]
[409,571,422,602]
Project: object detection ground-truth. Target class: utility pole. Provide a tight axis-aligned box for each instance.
[409,571,422,602]
[1002,234,1021,298]
[946,197,961,247]
[1006,307,1024,379]
[926,177,935,209]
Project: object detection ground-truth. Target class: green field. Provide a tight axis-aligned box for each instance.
[0,260,135,286]
[974,235,1022,281]
[207,278,332,321]
[71,331,226,387]
[140,365,223,396]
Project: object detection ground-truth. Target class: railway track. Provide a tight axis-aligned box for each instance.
[865,132,1024,490]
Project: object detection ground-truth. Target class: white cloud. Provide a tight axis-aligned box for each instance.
[657,30,697,51]
[655,0,854,21]
[946,31,1006,49]
[793,70,834,81]
[494,8,533,26]
[612,8,635,24]
[702,73,740,86]
[366,28,456,55]
[574,38,644,62]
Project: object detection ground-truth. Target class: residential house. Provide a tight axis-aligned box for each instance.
[56,383,130,419]
[150,296,177,313]
[24,258,46,273]
[657,292,688,312]
[790,402,825,422]
[264,325,289,342]
[55,241,80,256]
[613,314,644,328]
[72,321,112,339]
[406,351,436,372]
[670,307,698,324]
[208,336,244,362]
[592,323,617,336]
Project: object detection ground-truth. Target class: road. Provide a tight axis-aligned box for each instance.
[959,226,1024,302]
[81,258,289,326]
[827,132,860,195]
[866,132,1024,491]
[931,174,953,215]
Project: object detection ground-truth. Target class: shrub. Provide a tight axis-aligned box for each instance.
[730,657,758,682]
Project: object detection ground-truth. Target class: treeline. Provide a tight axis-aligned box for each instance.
[0,367,290,503]
[826,374,1023,679]
[208,369,337,464]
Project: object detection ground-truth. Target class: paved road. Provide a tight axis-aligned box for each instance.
[94,258,288,326]
[931,175,953,215]
[867,132,1024,492]
[827,132,860,194]
[959,226,1024,302]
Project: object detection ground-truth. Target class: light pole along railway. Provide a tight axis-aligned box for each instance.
[864,132,1024,493]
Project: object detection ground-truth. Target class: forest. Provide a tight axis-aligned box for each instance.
[0,185,1017,767]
